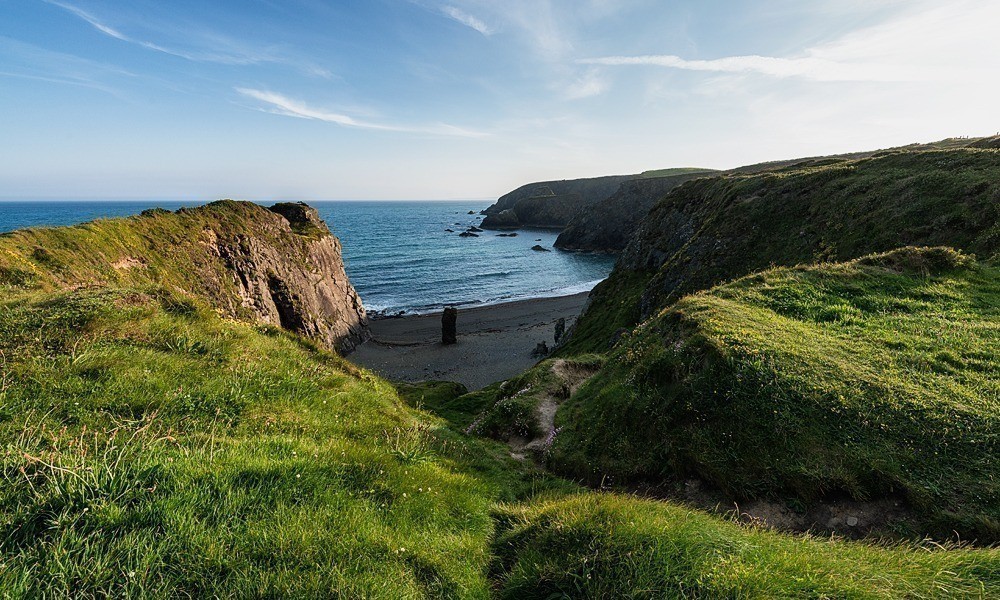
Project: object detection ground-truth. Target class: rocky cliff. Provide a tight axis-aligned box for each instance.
[480,175,635,229]
[554,171,714,252]
[0,200,368,353]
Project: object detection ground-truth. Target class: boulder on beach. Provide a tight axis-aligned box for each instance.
[531,245,550,252]
[442,307,457,345]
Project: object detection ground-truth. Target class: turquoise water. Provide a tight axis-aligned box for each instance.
[0,200,615,314]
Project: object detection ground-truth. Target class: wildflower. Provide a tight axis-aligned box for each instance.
[296,474,301,479]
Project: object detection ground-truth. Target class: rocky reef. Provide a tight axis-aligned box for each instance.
[0,200,368,353]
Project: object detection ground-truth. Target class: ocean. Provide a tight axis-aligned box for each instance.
[0,200,615,315]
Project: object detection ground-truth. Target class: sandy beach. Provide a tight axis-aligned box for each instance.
[348,292,590,390]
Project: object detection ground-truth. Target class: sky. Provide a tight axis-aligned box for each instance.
[0,0,998,200]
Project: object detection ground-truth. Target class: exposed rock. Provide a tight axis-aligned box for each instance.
[468,210,476,214]
[467,226,484,232]
[442,307,457,345]
[480,209,520,229]
[445,228,454,232]
[495,233,518,237]
[554,317,565,344]
[531,341,549,357]
[0,200,369,354]
[531,245,550,252]
[481,175,637,230]
[555,171,714,253]
[204,202,368,353]
[459,231,480,237]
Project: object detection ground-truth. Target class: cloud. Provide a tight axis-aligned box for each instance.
[236,88,487,137]
[43,0,129,40]
[0,36,133,96]
[563,69,608,99]
[579,0,1000,84]
[44,0,329,73]
[441,6,492,35]
[578,54,910,82]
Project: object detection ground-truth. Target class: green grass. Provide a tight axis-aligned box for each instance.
[2,282,998,597]
[492,494,999,599]
[0,286,574,597]
[3,201,1000,596]
[0,200,328,325]
[571,149,1000,355]
[550,247,1000,541]
[638,167,718,179]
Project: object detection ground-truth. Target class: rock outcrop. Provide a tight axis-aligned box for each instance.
[481,175,636,229]
[555,171,714,252]
[0,200,369,353]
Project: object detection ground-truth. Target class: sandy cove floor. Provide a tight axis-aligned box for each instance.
[348,292,589,390]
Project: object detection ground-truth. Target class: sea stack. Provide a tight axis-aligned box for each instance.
[442,307,458,345]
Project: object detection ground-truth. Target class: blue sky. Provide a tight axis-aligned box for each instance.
[1,0,997,200]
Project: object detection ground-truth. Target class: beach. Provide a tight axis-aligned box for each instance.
[349,292,590,390]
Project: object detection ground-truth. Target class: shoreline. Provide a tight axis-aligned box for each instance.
[366,282,604,320]
[349,291,590,390]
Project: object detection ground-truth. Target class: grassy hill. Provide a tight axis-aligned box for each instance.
[563,148,1000,355]
[2,210,998,596]
[550,247,999,541]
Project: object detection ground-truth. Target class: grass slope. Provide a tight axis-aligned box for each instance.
[2,283,997,597]
[564,148,1000,355]
[551,247,1000,540]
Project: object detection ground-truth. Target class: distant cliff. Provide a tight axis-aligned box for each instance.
[555,171,715,252]
[0,200,368,353]
[480,175,636,229]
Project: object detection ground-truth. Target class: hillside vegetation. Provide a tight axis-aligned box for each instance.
[564,148,1000,354]
[3,207,998,596]
[552,247,999,540]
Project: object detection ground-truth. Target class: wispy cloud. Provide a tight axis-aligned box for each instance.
[578,54,910,82]
[236,88,486,137]
[563,68,608,99]
[0,36,133,96]
[441,6,492,35]
[44,0,128,40]
[579,1,999,85]
[43,0,330,74]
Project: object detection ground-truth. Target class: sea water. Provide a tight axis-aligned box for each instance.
[0,200,615,314]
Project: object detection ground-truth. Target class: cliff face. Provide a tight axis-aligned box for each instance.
[480,175,635,229]
[0,200,368,353]
[554,172,713,252]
